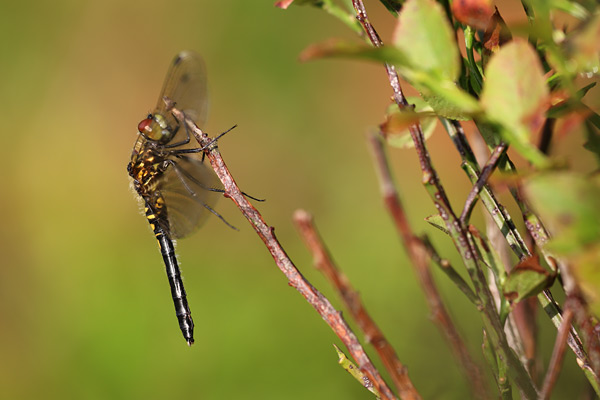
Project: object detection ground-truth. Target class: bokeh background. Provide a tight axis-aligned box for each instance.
[1,0,597,399]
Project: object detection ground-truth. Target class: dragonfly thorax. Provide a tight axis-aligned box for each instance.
[138,113,176,143]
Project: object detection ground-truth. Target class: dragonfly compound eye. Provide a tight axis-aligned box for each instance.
[138,115,173,142]
[138,117,155,136]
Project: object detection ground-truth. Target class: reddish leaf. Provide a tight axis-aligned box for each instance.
[451,0,494,30]
[274,0,295,9]
[380,110,436,137]
[482,9,512,67]
[503,256,554,304]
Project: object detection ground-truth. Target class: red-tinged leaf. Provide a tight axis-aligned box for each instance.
[555,108,592,139]
[482,39,550,133]
[503,256,554,304]
[275,0,322,9]
[524,172,600,255]
[451,0,494,30]
[274,0,294,8]
[480,39,551,166]
[381,110,435,135]
[482,9,512,67]
[381,99,437,148]
[547,82,596,119]
[549,89,572,108]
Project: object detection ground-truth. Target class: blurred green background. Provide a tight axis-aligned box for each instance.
[0,1,596,399]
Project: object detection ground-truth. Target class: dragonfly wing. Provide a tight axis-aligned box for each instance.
[155,51,209,131]
[159,154,222,239]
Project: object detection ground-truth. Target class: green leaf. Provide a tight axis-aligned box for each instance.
[480,39,551,167]
[503,256,554,304]
[574,244,600,317]
[524,172,600,255]
[299,39,410,65]
[549,0,589,20]
[383,97,437,148]
[392,0,460,82]
[583,120,600,166]
[562,12,600,74]
[300,40,480,118]
[378,0,404,15]
[391,0,480,117]
[525,172,600,317]
[425,214,449,234]
[546,82,597,119]
[333,344,381,399]
[420,90,479,120]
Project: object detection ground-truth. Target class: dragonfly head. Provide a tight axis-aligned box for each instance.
[138,113,175,143]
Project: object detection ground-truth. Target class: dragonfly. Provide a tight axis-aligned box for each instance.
[127,51,223,346]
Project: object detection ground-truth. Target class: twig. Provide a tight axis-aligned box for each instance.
[352,0,406,107]
[368,132,488,399]
[294,210,421,400]
[446,115,597,386]
[538,118,555,155]
[510,178,597,380]
[421,235,479,305]
[470,132,538,375]
[569,292,600,389]
[166,100,397,400]
[351,1,537,397]
[442,119,529,260]
[459,142,508,225]
[539,301,575,400]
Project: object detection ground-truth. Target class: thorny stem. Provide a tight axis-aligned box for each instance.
[294,210,421,400]
[166,100,397,400]
[351,1,538,397]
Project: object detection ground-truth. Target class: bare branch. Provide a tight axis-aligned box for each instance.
[294,210,421,400]
[540,302,575,399]
[459,142,508,225]
[368,133,488,399]
[166,100,397,400]
[351,2,537,397]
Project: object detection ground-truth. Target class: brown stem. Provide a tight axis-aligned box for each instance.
[352,0,407,106]
[368,133,488,399]
[166,100,397,400]
[351,2,538,397]
[294,210,421,400]
[570,292,600,377]
[459,142,508,225]
[539,302,575,399]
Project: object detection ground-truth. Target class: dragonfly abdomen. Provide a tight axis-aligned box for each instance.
[145,202,195,345]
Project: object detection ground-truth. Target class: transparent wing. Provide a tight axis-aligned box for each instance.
[155,50,209,130]
[158,154,222,239]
